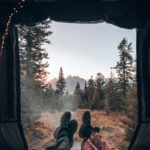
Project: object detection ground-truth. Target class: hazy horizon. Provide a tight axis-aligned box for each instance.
[46,21,136,80]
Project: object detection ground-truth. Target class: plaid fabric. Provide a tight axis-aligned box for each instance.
[81,133,117,150]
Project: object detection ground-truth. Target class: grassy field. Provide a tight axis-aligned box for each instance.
[24,109,129,150]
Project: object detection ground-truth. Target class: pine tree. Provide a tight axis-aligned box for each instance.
[125,62,137,141]
[91,88,100,110]
[96,73,105,109]
[83,82,89,108]
[114,38,134,111]
[105,71,121,111]
[18,19,52,123]
[19,19,51,88]
[87,76,95,108]
[55,67,66,95]
[74,82,81,95]
[74,82,83,108]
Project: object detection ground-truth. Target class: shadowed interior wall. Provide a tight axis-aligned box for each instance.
[0,25,27,150]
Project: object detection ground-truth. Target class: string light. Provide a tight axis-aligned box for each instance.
[0,0,26,56]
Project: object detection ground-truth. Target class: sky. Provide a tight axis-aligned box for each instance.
[46,21,136,80]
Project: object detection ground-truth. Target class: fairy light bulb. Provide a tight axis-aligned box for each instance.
[0,0,26,56]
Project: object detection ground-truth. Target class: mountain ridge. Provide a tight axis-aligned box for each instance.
[49,75,86,94]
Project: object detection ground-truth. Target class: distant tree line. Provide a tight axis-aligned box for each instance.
[73,38,136,112]
[40,38,136,114]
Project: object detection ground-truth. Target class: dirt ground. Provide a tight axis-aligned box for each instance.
[24,109,129,150]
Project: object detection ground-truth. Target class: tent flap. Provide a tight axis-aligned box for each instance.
[0,0,138,29]
[0,123,25,150]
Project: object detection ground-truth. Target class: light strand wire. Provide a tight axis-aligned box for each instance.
[0,0,26,56]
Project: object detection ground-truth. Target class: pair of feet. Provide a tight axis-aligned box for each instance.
[54,111,100,148]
